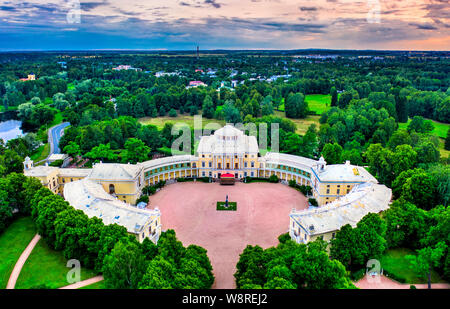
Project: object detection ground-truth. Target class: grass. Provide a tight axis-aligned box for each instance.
[30,143,50,163]
[273,111,321,135]
[15,238,99,289]
[397,118,449,158]
[305,94,331,115]
[398,118,449,139]
[139,113,226,130]
[0,217,37,289]
[438,139,449,159]
[217,201,237,211]
[79,280,106,289]
[380,248,444,284]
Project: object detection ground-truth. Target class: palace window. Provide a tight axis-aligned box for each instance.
[337,189,340,194]
[202,162,205,167]
[209,162,212,167]
[251,162,254,168]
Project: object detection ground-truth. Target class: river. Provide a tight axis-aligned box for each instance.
[0,120,23,143]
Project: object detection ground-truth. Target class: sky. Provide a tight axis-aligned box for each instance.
[0,0,449,51]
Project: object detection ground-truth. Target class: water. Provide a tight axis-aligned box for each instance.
[0,120,23,142]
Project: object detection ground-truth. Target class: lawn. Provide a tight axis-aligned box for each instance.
[0,217,37,289]
[139,113,226,130]
[305,94,331,115]
[380,248,444,284]
[79,280,106,289]
[217,201,237,211]
[273,111,321,135]
[15,238,99,289]
[30,143,50,163]
[398,118,449,139]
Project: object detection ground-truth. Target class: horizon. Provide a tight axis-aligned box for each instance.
[0,0,449,51]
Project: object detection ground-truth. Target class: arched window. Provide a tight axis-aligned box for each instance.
[109,184,115,194]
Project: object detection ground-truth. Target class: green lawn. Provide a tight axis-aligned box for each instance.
[398,118,449,139]
[15,238,99,289]
[139,114,226,130]
[0,217,37,289]
[217,201,237,211]
[30,143,50,163]
[397,118,449,158]
[79,280,106,289]
[305,94,331,115]
[380,248,444,284]
[274,111,321,135]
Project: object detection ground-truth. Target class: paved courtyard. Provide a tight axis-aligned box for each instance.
[147,181,308,289]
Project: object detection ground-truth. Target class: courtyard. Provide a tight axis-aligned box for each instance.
[147,181,309,289]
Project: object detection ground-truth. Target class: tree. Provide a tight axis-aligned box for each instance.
[407,116,434,134]
[322,143,343,164]
[401,171,437,210]
[103,240,147,289]
[168,108,177,117]
[330,87,338,107]
[0,189,13,233]
[121,138,150,164]
[85,143,118,162]
[285,93,308,119]
[330,224,355,267]
[139,256,175,289]
[63,141,81,158]
[406,242,447,289]
[202,95,215,119]
[383,200,428,249]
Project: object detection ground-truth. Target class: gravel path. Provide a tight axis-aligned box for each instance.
[59,276,104,289]
[6,234,41,289]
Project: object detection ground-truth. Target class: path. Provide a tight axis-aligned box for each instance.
[355,274,450,289]
[6,234,41,289]
[48,122,70,155]
[59,275,104,289]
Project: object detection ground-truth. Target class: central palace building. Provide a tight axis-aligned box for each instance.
[24,125,392,244]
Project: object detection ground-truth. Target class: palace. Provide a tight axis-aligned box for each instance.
[23,125,391,244]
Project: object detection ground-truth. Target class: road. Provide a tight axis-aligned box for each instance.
[48,122,70,155]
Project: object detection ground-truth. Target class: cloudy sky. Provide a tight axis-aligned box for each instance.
[0,0,448,51]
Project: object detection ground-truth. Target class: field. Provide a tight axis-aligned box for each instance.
[273,111,321,135]
[139,114,225,130]
[398,118,449,139]
[305,94,331,115]
[0,217,37,288]
[398,118,449,158]
[15,238,99,289]
[380,248,444,284]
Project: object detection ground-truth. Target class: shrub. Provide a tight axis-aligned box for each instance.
[136,195,149,205]
[269,174,279,183]
[168,109,177,117]
[308,198,318,206]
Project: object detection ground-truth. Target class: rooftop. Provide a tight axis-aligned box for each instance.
[64,179,159,234]
[88,163,142,181]
[290,182,392,235]
[314,161,378,183]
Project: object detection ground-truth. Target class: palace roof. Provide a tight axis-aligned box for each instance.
[64,179,159,234]
[89,163,142,181]
[290,182,392,236]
